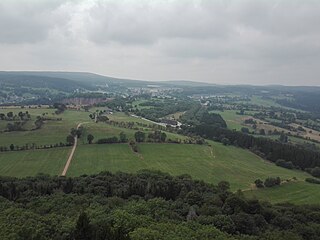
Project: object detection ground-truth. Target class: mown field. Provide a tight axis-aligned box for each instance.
[68,141,311,191]
[0,147,70,177]
[244,181,320,205]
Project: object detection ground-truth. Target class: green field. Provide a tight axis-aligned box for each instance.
[0,147,70,177]
[244,181,320,205]
[1,107,318,204]
[0,108,91,147]
[68,142,310,191]
[211,110,253,131]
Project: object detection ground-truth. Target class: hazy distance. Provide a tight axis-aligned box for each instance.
[1,0,320,86]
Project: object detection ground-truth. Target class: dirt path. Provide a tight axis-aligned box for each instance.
[61,122,85,176]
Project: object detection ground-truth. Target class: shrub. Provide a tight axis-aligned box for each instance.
[96,137,119,144]
[275,159,294,169]
[254,179,264,188]
[264,177,281,188]
[305,178,320,184]
[311,167,320,178]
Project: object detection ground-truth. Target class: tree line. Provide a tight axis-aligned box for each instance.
[0,171,319,239]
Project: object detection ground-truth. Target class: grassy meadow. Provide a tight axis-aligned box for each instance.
[244,181,320,205]
[0,147,70,177]
[68,141,310,191]
[211,110,253,131]
[1,107,319,204]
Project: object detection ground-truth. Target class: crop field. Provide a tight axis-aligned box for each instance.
[244,181,320,205]
[68,141,310,191]
[0,147,70,177]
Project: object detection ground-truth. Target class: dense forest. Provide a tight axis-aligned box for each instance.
[1,171,320,240]
[277,92,320,114]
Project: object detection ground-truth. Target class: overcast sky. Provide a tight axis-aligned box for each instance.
[1,0,320,85]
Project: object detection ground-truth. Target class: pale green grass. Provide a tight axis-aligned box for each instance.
[0,109,92,148]
[69,142,310,191]
[244,181,320,205]
[211,110,253,131]
[0,147,70,177]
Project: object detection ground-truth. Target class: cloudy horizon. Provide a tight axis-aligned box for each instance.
[1,0,320,86]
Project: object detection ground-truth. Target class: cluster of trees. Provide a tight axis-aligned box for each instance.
[181,105,226,128]
[6,121,26,132]
[0,171,319,239]
[276,159,294,169]
[66,127,84,145]
[89,110,110,123]
[134,130,167,143]
[133,99,194,122]
[147,130,167,142]
[53,102,66,114]
[96,132,128,145]
[305,178,320,184]
[0,111,31,121]
[254,177,281,188]
[96,136,119,144]
[306,167,320,178]
[277,92,320,114]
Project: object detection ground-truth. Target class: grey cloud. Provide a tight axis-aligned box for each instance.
[86,1,233,45]
[0,0,70,43]
[0,0,320,85]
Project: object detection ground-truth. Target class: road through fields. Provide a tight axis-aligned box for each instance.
[61,122,86,176]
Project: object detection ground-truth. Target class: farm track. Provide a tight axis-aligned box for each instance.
[61,122,87,176]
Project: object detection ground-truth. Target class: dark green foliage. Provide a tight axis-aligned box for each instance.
[147,130,167,143]
[276,159,294,169]
[254,179,264,188]
[0,171,319,240]
[6,121,25,132]
[241,127,250,134]
[264,177,281,188]
[221,137,230,146]
[134,131,145,142]
[305,178,320,184]
[310,167,320,178]
[87,134,94,144]
[9,144,14,151]
[135,99,194,122]
[74,212,92,240]
[279,133,288,143]
[96,136,119,144]
[66,135,75,145]
[259,129,266,135]
[181,105,226,128]
[53,103,67,114]
[119,132,128,143]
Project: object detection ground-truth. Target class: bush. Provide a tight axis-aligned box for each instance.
[305,178,320,184]
[96,137,119,144]
[221,137,230,146]
[275,159,294,169]
[264,177,281,188]
[311,167,320,178]
[254,179,264,188]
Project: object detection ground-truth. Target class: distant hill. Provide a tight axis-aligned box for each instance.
[0,72,91,92]
[0,71,219,88]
